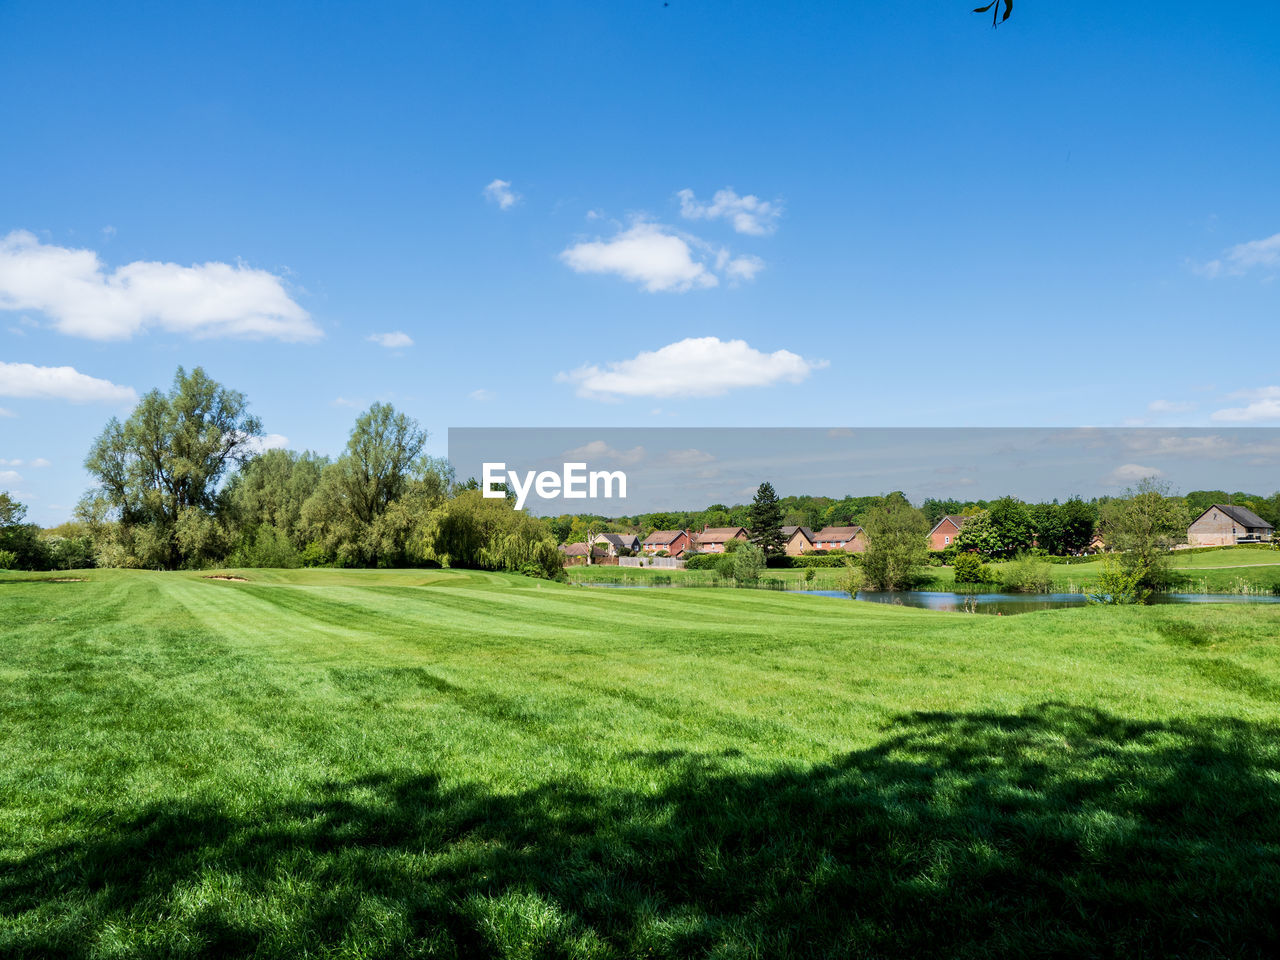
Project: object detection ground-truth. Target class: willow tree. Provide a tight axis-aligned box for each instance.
[861,493,930,590]
[300,402,438,567]
[83,366,262,569]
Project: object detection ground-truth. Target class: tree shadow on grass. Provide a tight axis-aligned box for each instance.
[3,703,1278,958]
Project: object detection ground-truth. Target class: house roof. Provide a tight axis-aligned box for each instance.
[643,529,687,545]
[781,526,815,541]
[928,515,969,535]
[594,532,639,547]
[1200,504,1274,531]
[697,526,748,543]
[813,525,864,542]
[561,542,608,557]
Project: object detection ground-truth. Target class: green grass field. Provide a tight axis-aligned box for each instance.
[4,568,1280,958]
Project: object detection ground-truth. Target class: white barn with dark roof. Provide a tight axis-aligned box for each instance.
[1187,504,1274,547]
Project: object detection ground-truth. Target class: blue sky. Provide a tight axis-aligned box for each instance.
[2,0,1278,523]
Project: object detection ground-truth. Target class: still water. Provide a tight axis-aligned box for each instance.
[578,582,1280,615]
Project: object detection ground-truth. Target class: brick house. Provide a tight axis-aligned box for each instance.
[1187,505,1274,547]
[592,532,641,556]
[642,529,692,558]
[928,515,968,551]
[694,526,749,554]
[781,526,816,556]
[559,542,609,564]
[811,526,867,553]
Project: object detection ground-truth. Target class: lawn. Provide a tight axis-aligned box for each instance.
[3,568,1280,958]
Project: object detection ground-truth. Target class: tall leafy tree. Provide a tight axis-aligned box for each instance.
[1059,496,1099,554]
[861,493,930,590]
[1099,478,1188,592]
[748,481,785,555]
[83,366,262,569]
[0,491,49,570]
[300,403,430,567]
[952,511,1001,558]
[986,496,1036,557]
[225,448,329,547]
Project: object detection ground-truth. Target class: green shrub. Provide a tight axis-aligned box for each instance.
[952,552,995,584]
[684,553,719,571]
[300,540,331,567]
[999,553,1054,593]
[733,543,765,584]
[838,562,865,597]
[767,554,855,569]
[1087,556,1150,605]
[231,526,301,569]
[715,554,737,580]
[45,536,95,570]
[0,549,17,570]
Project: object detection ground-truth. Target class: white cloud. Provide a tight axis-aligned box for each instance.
[1211,386,1280,422]
[1147,399,1196,414]
[1199,232,1280,277]
[0,458,50,467]
[0,230,318,341]
[243,433,290,454]
[30,457,51,467]
[333,396,359,408]
[557,336,825,399]
[561,222,719,293]
[1125,434,1235,458]
[0,470,21,484]
[1105,463,1164,487]
[367,331,414,349]
[561,441,714,469]
[483,179,520,210]
[562,441,647,465]
[0,407,14,418]
[0,361,137,404]
[677,187,781,236]
[468,388,494,401]
[722,253,765,282]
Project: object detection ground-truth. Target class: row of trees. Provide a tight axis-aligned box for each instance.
[6,367,562,578]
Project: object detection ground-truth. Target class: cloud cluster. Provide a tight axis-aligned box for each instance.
[1199,231,1280,277]
[483,179,520,210]
[677,187,781,236]
[0,231,318,341]
[0,458,50,467]
[558,336,824,399]
[1147,399,1196,415]
[1211,386,1280,423]
[243,433,290,455]
[367,331,414,349]
[0,361,137,404]
[560,222,764,293]
[1104,463,1163,487]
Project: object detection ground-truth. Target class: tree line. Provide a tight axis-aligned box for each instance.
[1,367,562,578]
[545,488,1280,558]
[2,366,1275,590]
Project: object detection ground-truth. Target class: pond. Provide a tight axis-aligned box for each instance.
[577,583,1280,615]
[800,590,1280,614]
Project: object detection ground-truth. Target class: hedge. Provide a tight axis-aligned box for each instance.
[767,554,860,569]
[683,553,720,570]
